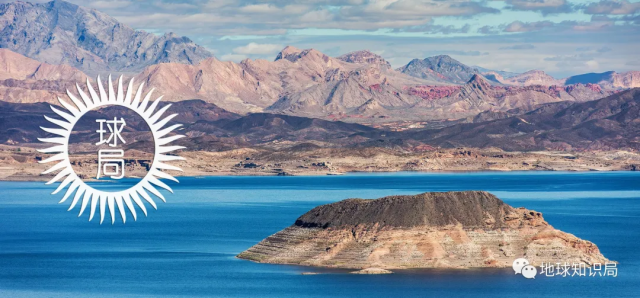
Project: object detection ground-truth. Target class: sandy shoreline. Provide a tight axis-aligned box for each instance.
[1,146,638,182]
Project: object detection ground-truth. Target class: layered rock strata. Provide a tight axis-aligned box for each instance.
[238,191,609,269]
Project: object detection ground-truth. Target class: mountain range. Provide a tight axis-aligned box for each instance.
[398,55,639,90]
[0,44,617,124]
[0,0,639,153]
[0,0,213,75]
[3,88,639,151]
[132,46,632,122]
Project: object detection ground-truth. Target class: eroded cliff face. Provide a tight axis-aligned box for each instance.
[238,191,609,269]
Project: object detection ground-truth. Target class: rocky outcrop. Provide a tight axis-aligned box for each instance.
[337,50,391,69]
[0,0,213,74]
[397,55,479,84]
[500,70,563,86]
[238,191,609,269]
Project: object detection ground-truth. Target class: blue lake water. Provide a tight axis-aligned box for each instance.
[1,172,639,297]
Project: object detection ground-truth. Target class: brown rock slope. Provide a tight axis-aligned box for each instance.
[411,74,611,119]
[238,191,609,269]
[0,49,88,104]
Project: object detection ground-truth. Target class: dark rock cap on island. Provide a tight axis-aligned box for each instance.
[295,191,520,229]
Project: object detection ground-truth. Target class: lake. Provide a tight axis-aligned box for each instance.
[1,172,639,297]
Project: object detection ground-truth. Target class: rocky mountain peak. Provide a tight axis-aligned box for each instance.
[273,47,332,66]
[428,54,456,63]
[522,70,550,76]
[0,0,213,74]
[275,46,304,61]
[506,70,561,86]
[467,73,490,85]
[465,74,494,95]
[398,54,479,84]
[423,55,477,73]
[337,50,391,68]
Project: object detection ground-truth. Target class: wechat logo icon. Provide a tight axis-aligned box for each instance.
[513,258,537,279]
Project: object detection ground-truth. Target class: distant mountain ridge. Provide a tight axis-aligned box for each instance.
[397,55,479,84]
[0,0,636,125]
[484,69,640,89]
[5,88,638,151]
[0,48,87,105]
[136,45,435,116]
[0,47,613,124]
[0,0,213,74]
[384,88,640,151]
[397,55,639,89]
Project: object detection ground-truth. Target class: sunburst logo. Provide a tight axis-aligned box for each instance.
[38,75,184,224]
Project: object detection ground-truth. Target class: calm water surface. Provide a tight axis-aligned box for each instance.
[1,172,639,297]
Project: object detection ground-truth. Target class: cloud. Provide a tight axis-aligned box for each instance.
[393,23,471,34]
[427,50,488,56]
[481,14,632,35]
[86,0,132,9]
[626,61,640,66]
[233,43,284,55]
[545,53,596,62]
[505,0,574,15]
[597,46,613,53]
[220,54,248,62]
[341,0,499,19]
[575,46,613,54]
[110,0,499,35]
[504,21,555,32]
[583,0,640,15]
[477,25,500,34]
[553,60,600,71]
[499,44,536,50]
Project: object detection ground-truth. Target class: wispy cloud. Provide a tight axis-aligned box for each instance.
[582,0,640,15]
[505,0,574,15]
[499,44,536,50]
[233,43,284,55]
[504,21,555,32]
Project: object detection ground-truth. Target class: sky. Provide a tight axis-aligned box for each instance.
[24,0,640,77]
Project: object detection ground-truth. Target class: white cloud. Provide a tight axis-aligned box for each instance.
[220,54,248,62]
[87,0,131,9]
[504,21,555,32]
[505,0,573,14]
[232,43,284,55]
[583,0,640,15]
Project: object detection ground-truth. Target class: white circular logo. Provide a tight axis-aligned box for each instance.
[39,75,184,224]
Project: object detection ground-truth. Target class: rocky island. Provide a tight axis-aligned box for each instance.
[237,191,609,271]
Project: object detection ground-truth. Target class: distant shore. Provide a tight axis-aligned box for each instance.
[1,146,638,182]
